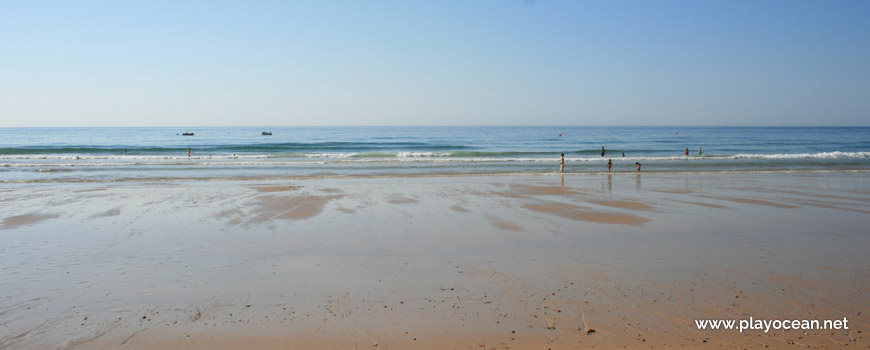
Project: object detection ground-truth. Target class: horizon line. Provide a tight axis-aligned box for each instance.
[2,125,869,128]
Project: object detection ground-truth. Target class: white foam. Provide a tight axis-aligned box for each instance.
[396,152,451,158]
[730,151,870,159]
[303,153,359,158]
[2,151,867,168]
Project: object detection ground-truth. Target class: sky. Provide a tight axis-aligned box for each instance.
[1,0,868,127]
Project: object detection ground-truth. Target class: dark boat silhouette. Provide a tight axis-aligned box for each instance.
[262,131,272,136]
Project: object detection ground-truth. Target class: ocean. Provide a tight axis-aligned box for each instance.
[1,126,868,183]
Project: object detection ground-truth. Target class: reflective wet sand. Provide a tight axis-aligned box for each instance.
[1,173,868,349]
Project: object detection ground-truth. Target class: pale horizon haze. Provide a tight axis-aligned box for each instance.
[1,1,868,127]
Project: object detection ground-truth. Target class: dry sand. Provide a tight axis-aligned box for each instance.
[0,173,868,349]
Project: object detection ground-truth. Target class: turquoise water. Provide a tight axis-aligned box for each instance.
[1,126,868,182]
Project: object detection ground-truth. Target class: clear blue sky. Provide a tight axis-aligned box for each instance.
[1,0,868,127]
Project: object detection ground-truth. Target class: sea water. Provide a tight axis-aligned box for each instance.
[1,126,868,183]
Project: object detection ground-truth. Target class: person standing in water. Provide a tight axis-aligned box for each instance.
[607,159,612,172]
[636,162,642,172]
[188,148,192,158]
[698,147,702,155]
[684,147,689,156]
[601,147,605,157]
[621,152,625,157]
[560,153,565,173]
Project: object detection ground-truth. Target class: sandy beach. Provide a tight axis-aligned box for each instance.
[1,172,868,349]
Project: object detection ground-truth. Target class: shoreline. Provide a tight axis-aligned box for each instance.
[1,172,868,349]
[3,168,870,184]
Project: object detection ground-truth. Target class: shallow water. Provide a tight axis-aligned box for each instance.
[1,126,868,182]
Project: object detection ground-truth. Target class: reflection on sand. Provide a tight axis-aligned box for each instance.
[0,173,868,349]
[676,200,727,208]
[522,202,650,226]
[221,193,345,226]
[718,197,799,208]
[508,184,585,196]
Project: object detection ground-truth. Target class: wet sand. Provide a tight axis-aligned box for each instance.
[0,213,60,230]
[0,173,868,349]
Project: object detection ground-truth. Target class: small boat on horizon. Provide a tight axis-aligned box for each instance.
[262,131,272,136]
[181,132,194,136]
